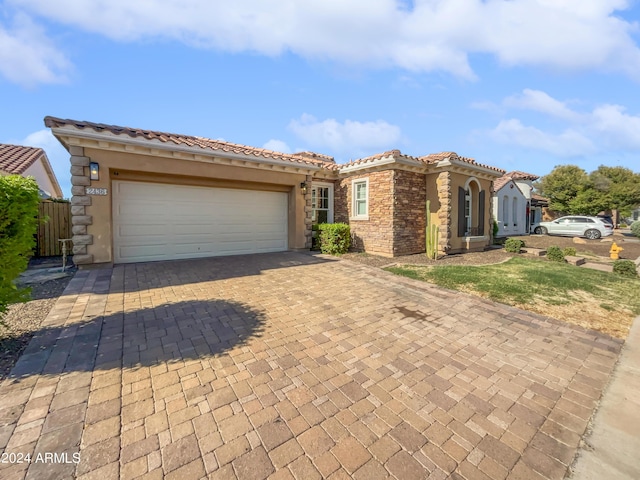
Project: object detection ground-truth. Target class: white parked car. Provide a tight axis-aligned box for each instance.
[533,216,613,239]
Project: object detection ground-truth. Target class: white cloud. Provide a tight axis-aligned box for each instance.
[288,114,401,152]
[503,89,581,121]
[9,0,640,80]
[0,14,71,87]
[590,104,640,149]
[262,139,291,153]
[488,119,596,157]
[485,88,640,156]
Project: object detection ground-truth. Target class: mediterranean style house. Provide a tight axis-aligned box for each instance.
[44,116,504,266]
[492,171,543,236]
[0,143,63,199]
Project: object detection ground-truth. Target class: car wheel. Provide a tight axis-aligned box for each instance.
[585,229,601,240]
[534,226,547,235]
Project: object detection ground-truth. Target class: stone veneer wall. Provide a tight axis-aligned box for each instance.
[68,146,94,265]
[303,174,313,249]
[392,170,426,256]
[436,171,452,254]
[335,170,394,256]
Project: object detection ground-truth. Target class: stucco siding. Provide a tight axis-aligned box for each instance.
[77,148,308,264]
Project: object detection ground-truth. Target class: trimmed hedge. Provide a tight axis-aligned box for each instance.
[631,221,640,238]
[613,259,638,278]
[562,247,577,257]
[0,175,40,318]
[546,246,565,262]
[317,223,351,255]
[504,238,525,253]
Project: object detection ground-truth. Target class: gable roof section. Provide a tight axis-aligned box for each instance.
[506,170,539,181]
[0,143,63,198]
[44,117,336,170]
[493,176,513,191]
[494,170,539,193]
[420,152,505,175]
[0,143,44,174]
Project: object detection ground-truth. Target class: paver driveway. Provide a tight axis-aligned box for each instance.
[0,252,622,480]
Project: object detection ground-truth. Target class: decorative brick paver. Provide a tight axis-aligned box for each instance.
[0,252,623,479]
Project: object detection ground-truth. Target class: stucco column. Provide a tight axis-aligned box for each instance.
[68,146,94,265]
[436,171,452,254]
[304,174,313,249]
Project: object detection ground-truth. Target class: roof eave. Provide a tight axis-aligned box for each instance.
[49,124,327,174]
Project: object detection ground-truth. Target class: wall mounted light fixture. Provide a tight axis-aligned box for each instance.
[89,162,99,181]
[300,182,308,195]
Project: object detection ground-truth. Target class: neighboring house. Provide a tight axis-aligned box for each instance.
[44,116,504,266]
[492,171,540,236]
[531,193,550,224]
[0,143,63,199]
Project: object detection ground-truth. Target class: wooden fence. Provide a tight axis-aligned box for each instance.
[36,201,72,257]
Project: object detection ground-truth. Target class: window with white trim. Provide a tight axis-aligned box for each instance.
[352,179,369,219]
[311,184,333,223]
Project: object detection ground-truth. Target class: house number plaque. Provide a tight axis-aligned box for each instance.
[86,187,108,195]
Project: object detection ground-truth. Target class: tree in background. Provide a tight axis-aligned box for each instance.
[535,165,588,214]
[537,165,640,217]
[0,175,40,319]
[588,166,640,217]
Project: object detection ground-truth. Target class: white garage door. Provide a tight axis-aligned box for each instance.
[113,181,288,263]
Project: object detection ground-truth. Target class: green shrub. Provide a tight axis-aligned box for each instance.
[631,221,640,238]
[619,223,628,228]
[504,238,525,253]
[317,223,351,255]
[613,259,638,278]
[562,247,577,257]
[493,220,499,237]
[546,246,565,262]
[0,175,40,319]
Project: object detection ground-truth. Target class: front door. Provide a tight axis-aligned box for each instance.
[311,183,334,224]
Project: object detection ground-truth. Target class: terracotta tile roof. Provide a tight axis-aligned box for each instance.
[0,143,44,174]
[419,152,457,164]
[531,193,549,204]
[296,151,335,164]
[340,149,421,169]
[493,176,513,191]
[494,170,539,192]
[505,170,539,181]
[420,152,505,173]
[44,116,331,169]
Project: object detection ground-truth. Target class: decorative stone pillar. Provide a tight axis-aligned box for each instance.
[488,184,495,243]
[436,171,452,254]
[303,174,313,249]
[68,146,94,265]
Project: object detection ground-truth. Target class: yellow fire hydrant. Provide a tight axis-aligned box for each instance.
[610,242,624,260]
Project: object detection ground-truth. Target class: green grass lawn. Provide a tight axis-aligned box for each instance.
[386,257,640,338]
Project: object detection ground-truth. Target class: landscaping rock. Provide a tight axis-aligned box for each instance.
[521,247,546,256]
[565,255,586,266]
[573,237,587,244]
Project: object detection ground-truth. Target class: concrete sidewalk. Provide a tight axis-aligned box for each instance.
[570,315,640,479]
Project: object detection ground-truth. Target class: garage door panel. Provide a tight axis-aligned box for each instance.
[119,244,170,261]
[117,224,167,237]
[113,181,288,263]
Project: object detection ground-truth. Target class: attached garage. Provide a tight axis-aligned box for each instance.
[112,181,288,263]
[44,116,333,266]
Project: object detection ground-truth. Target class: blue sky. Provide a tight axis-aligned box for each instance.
[1,0,640,198]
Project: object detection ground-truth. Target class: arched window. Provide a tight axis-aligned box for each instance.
[458,178,485,236]
[512,197,518,227]
[503,196,509,226]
